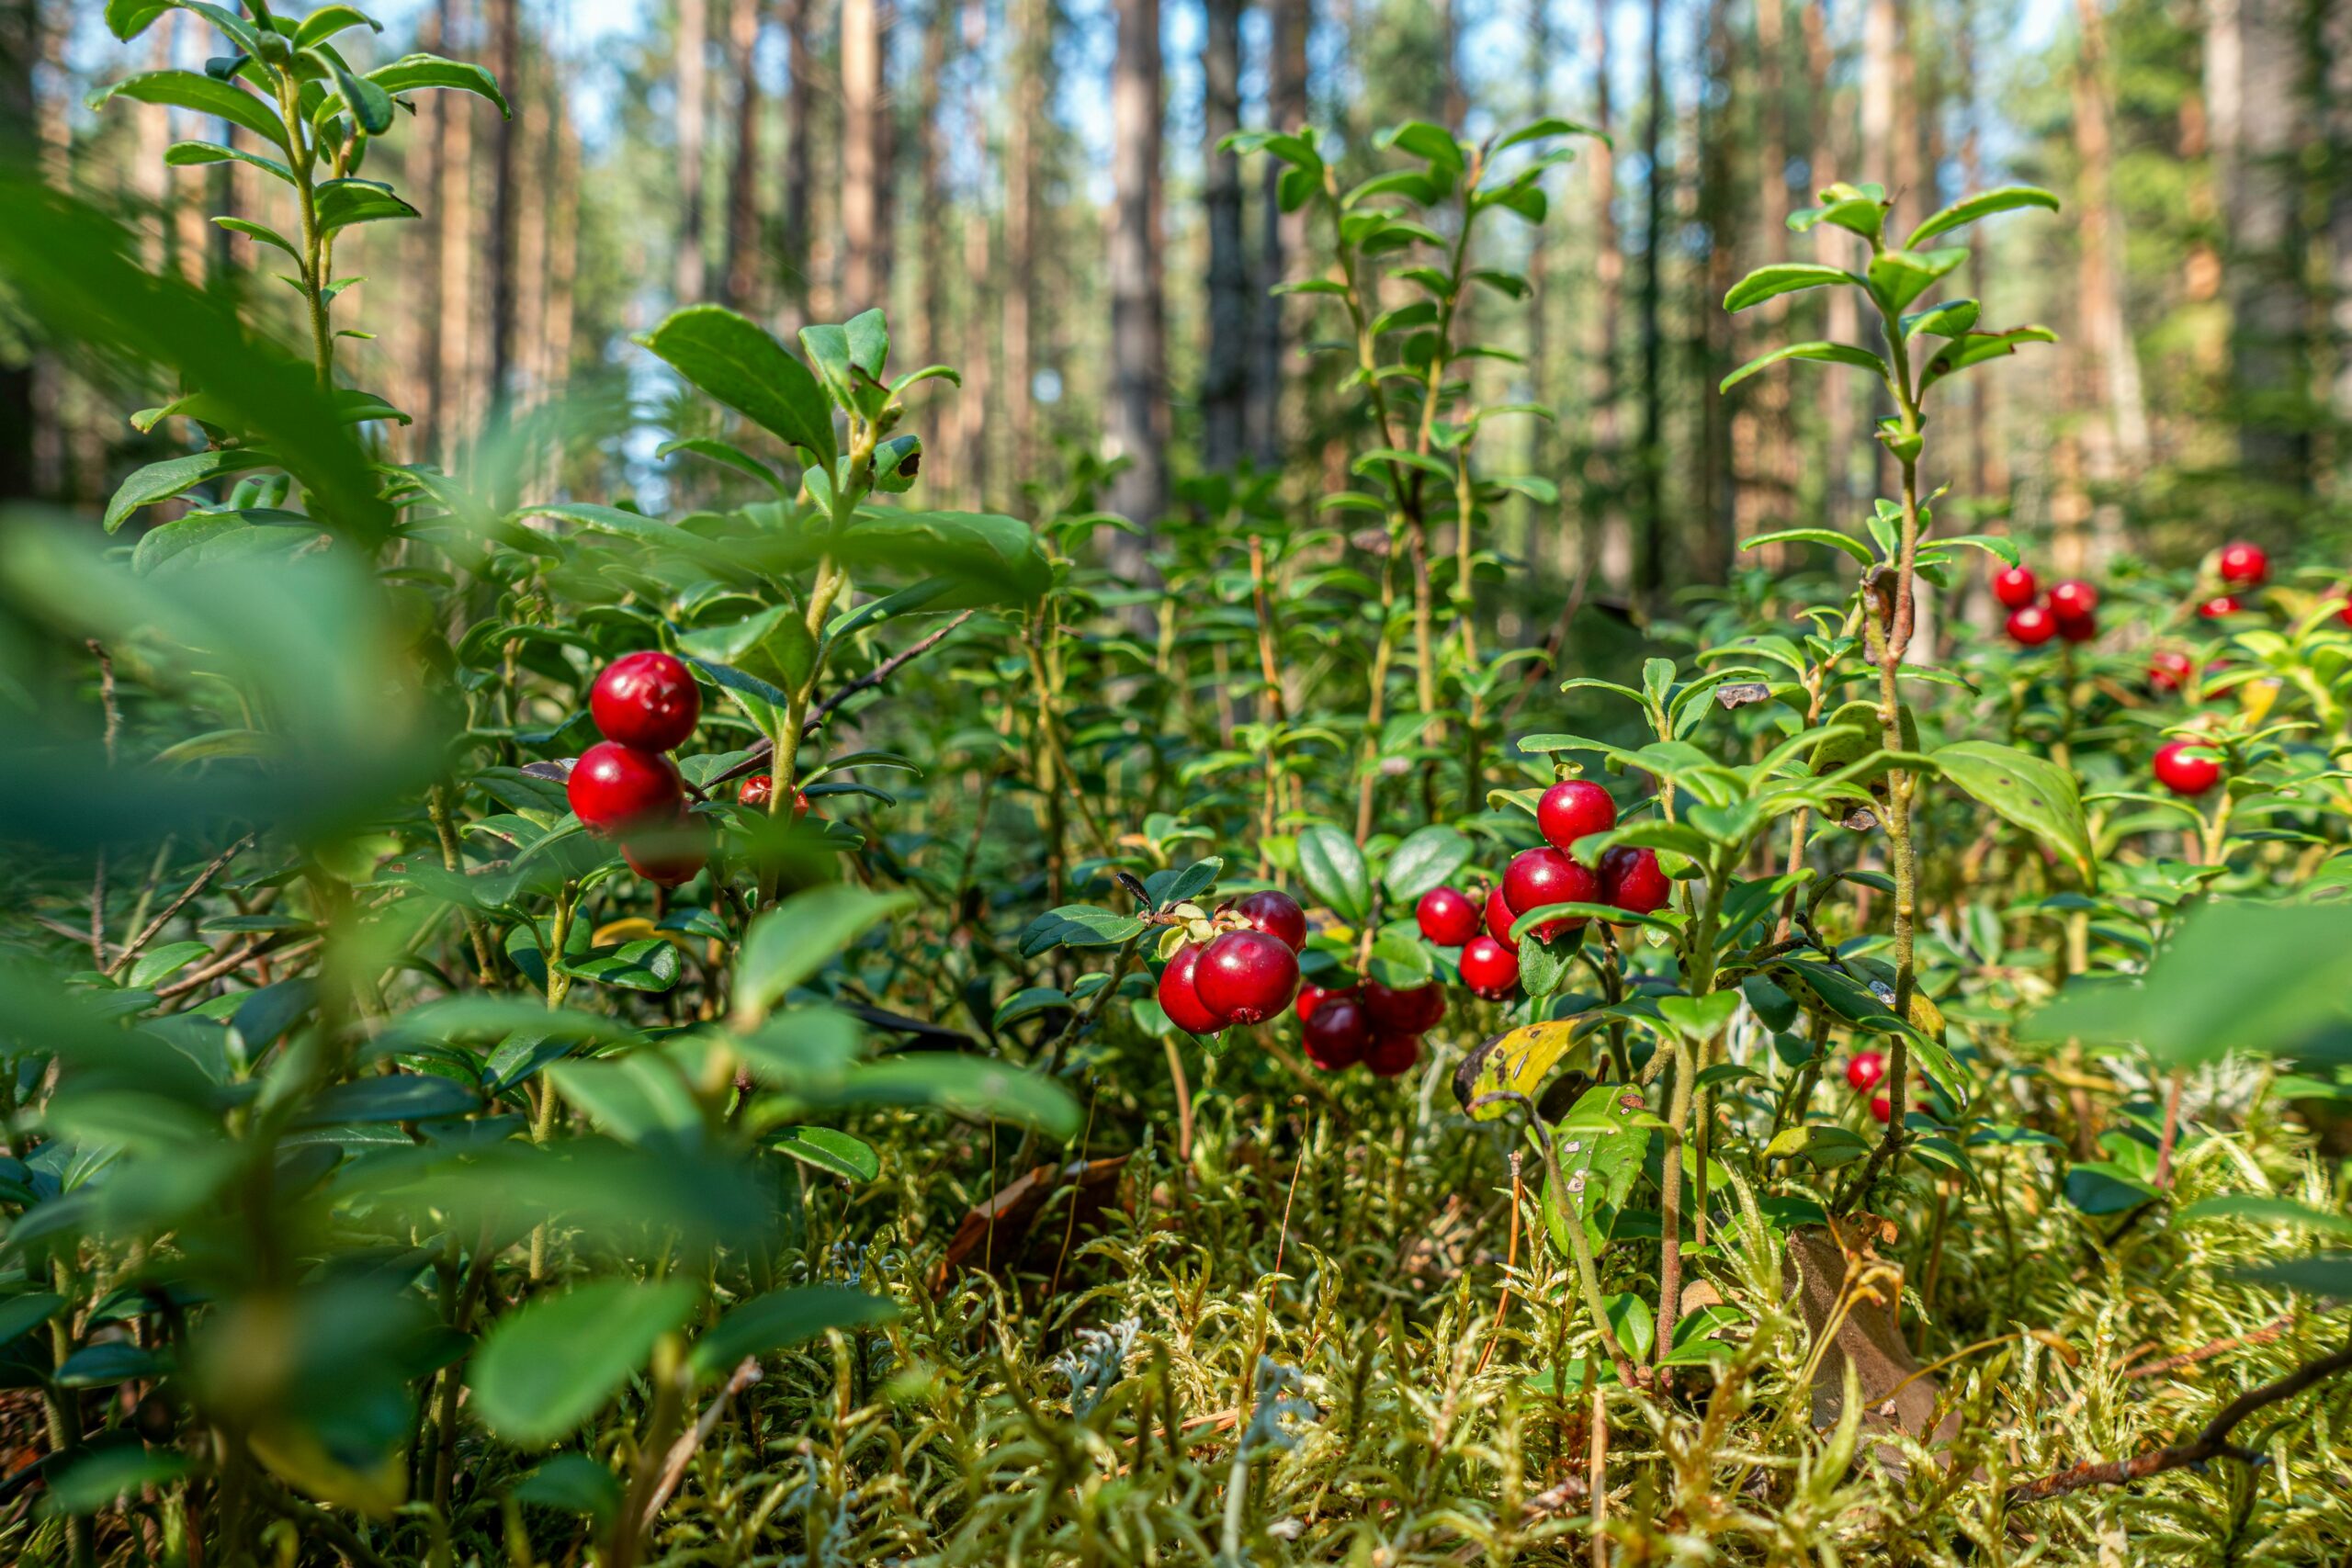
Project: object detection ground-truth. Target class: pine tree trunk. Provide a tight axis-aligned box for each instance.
[1805,0,1858,525]
[1107,0,1168,547]
[1250,0,1308,467]
[956,0,993,505]
[1200,0,1247,470]
[436,0,477,461]
[842,0,880,310]
[1002,0,1040,479]
[676,0,710,306]
[486,0,520,415]
[781,0,813,324]
[2065,0,2150,570]
[1741,0,1795,551]
[723,0,765,310]
[1635,0,1668,600]
[916,0,951,369]
[1587,0,1627,589]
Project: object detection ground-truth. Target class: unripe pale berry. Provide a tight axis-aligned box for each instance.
[1195,930,1300,1026]
[1301,998,1372,1071]
[1364,1032,1422,1078]
[569,741,686,835]
[1537,779,1618,853]
[2217,540,2267,587]
[1991,566,2038,608]
[1416,886,1481,947]
[1228,889,1307,953]
[2007,604,2058,646]
[591,650,701,751]
[1599,846,1670,918]
[1458,935,1520,999]
[1158,944,1225,1036]
[2153,738,2222,796]
[1501,847,1598,942]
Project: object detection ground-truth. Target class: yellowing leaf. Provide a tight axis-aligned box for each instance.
[1452,1019,1595,1122]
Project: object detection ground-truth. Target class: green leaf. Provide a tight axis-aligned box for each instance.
[44,1447,192,1514]
[2227,1255,2352,1297]
[313,178,417,234]
[0,1292,66,1348]
[1901,297,1981,341]
[1296,825,1373,924]
[1495,116,1607,152]
[368,53,512,117]
[641,306,837,468]
[559,938,684,993]
[656,435,786,493]
[470,1279,700,1447]
[1720,341,1887,393]
[1905,185,2061,248]
[1383,825,1472,903]
[1919,326,2059,390]
[688,1285,899,1381]
[677,606,816,694]
[312,49,395,135]
[294,6,383,50]
[511,1455,621,1523]
[164,140,294,184]
[769,1126,881,1183]
[817,1055,1081,1139]
[104,449,277,534]
[212,216,300,257]
[1019,906,1148,958]
[1739,527,1874,566]
[90,71,287,150]
[733,886,915,1024]
[2176,1195,2352,1238]
[1788,185,1886,240]
[2064,1161,2158,1216]
[297,1074,478,1126]
[1865,247,1968,312]
[1933,740,2096,883]
[1723,263,1856,312]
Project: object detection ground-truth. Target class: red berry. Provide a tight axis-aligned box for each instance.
[1501,847,1599,942]
[1363,977,1444,1033]
[2149,650,2194,693]
[2007,604,2058,646]
[1537,779,1619,852]
[590,650,701,751]
[568,741,686,835]
[2199,593,2244,619]
[1301,998,1372,1071]
[621,814,710,887]
[2047,580,2099,620]
[1158,945,1225,1037]
[2153,738,2222,796]
[2338,598,2352,629]
[1364,1032,1422,1078]
[1295,983,1352,1021]
[1228,889,1307,953]
[1599,846,1671,918]
[2054,611,2098,645]
[1846,1051,1886,1092]
[1195,930,1299,1026]
[1991,566,2038,608]
[1484,886,1520,950]
[1458,935,1520,999]
[2217,540,2267,587]
[1870,1093,1892,1124]
[739,773,774,809]
[1416,886,1481,947]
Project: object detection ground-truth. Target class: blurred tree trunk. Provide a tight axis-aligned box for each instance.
[1697,0,1736,580]
[1586,0,1627,589]
[1521,0,1552,566]
[410,6,444,459]
[486,0,520,413]
[677,0,710,306]
[723,0,766,310]
[515,62,549,406]
[544,98,582,401]
[2208,0,2309,504]
[1003,0,1044,479]
[956,0,993,505]
[1250,0,1308,468]
[1738,0,1796,552]
[133,26,171,271]
[842,0,881,310]
[1438,0,1465,129]
[436,0,477,460]
[1107,0,1168,545]
[0,0,37,500]
[1860,0,1902,498]
[2063,0,2149,570]
[1201,0,1247,470]
[1805,0,1858,525]
[781,0,813,323]
[1635,0,1667,599]
[915,0,951,368]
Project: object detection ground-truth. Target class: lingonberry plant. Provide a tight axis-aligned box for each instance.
[3,24,2352,1566]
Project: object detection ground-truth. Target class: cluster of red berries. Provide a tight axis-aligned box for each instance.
[1296,977,1445,1078]
[2198,540,2267,620]
[1993,566,2099,647]
[1474,782,1670,965]
[567,651,711,886]
[1158,890,1309,1031]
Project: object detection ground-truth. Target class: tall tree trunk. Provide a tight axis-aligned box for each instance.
[1806,0,1858,525]
[2064,0,2150,570]
[1201,0,1247,470]
[916,0,951,369]
[1107,0,1168,546]
[1635,0,1668,599]
[1521,0,1553,570]
[1002,0,1043,479]
[1438,0,1465,129]
[956,0,993,505]
[781,0,813,323]
[1587,0,1628,589]
[677,0,710,305]
[1739,0,1795,551]
[544,96,582,402]
[486,0,520,414]
[2209,0,2307,505]
[436,0,477,461]
[515,58,550,409]
[1696,0,1736,579]
[1250,0,1309,467]
[842,0,881,310]
[723,0,766,310]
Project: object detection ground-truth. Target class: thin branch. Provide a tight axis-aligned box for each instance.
[2006,1339,2352,1506]
[704,609,978,790]
[104,835,255,979]
[637,1355,763,1536]
[2124,1314,2297,1382]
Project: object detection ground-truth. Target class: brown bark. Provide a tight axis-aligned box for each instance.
[1200,0,1247,470]
[956,0,993,505]
[436,0,478,461]
[1002,0,1045,479]
[1805,0,1858,524]
[915,0,951,369]
[1634,0,1668,598]
[1106,0,1168,544]
[723,0,766,310]
[1587,0,1627,589]
[486,0,521,412]
[780,0,814,323]
[841,0,882,310]
[2064,0,2150,570]
[677,0,711,306]
[1739,0,1795,549]
[1250,0,1308,468]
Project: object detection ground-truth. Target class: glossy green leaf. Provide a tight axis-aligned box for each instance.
[1933,740,2096,883]
[470,1279,700,1447]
